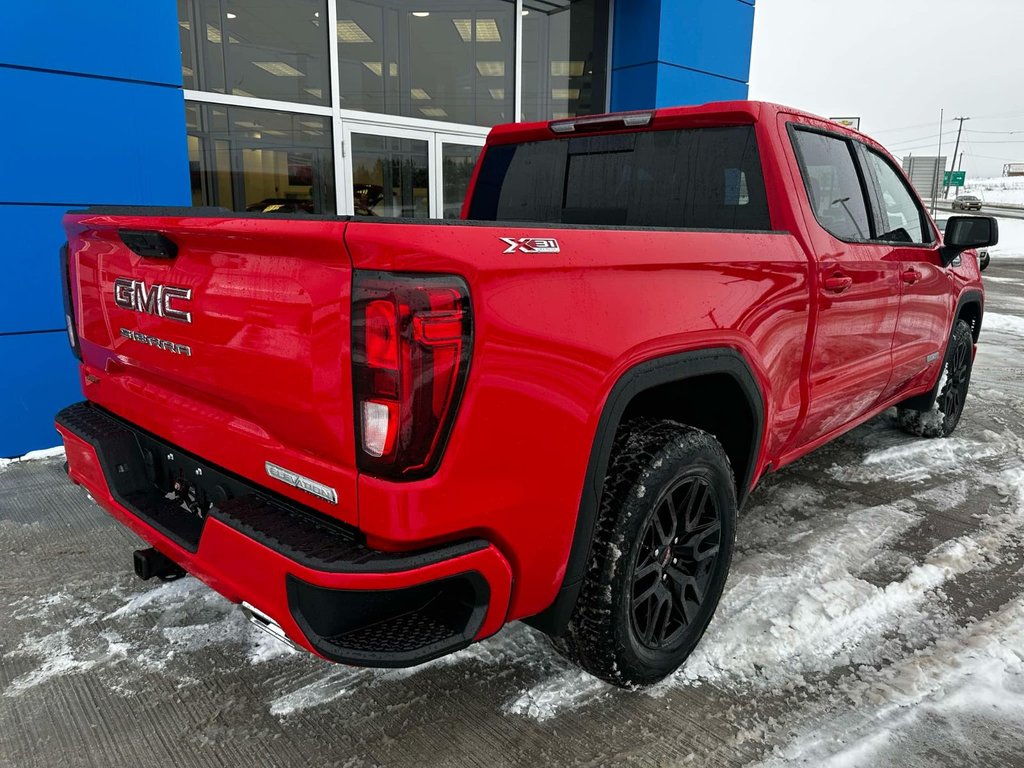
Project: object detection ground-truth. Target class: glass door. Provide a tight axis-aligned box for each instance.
[343,123,434,218]
[340,121,486,218]
[436,138,485,218]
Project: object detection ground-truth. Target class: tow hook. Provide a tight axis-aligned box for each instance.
[133,547,187,582]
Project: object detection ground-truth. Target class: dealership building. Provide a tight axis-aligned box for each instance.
[2,0,755,456]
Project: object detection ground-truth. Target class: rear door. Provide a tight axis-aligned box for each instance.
[856,145,953,400]
[784,124,901,447]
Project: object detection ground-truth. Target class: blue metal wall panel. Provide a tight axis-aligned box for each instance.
[657,0,754,85]
[0,68,189,207]
[0,333,81,456]
[0,2,189,456]
[610,0,754,111]
[612,63,748,111]
[610,0,662,69]
[0,1,182,86]
[0,205,70,335]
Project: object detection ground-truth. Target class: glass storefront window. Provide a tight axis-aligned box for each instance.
[350,134,430,217]
[178,0,330,106]
[441,143,482,218]
[337,1,515,126]
[186,102,336,214]
[521,0,608,122]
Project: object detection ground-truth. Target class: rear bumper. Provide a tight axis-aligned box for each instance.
[55,402,512,667]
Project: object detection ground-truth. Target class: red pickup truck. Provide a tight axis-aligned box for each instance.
[56,101,996,687]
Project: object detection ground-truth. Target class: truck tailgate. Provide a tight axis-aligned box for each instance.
[62,211,358,525]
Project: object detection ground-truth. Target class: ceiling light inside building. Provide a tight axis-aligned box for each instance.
[233,88,254,97]
[253,61,305,77]
[182,66,194,77]
[305,87,323,98]
[363,61,382,76]
[226,12,237,19]
[410,88,430,100]
[475,61,505,77]
[412,11,430,17]
[420,107,448,118]
[488,88,504,100]
[551,88,580,100]
[179,21,191,30]
[337,20,372,43]
[453,19,501,42]
[299,120,323,128]
[550,60,585,77]
[206,24,222,43]
[475,19,501,41]
[234,121,262,129]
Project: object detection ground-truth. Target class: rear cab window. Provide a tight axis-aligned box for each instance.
[468,125,772,231]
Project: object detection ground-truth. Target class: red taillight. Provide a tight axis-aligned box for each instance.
[352,271,472,478]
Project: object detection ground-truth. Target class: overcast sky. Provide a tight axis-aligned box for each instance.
[749,0,1024,178]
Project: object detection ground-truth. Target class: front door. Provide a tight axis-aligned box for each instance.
[857,145,954,401]
[785,125,902,449]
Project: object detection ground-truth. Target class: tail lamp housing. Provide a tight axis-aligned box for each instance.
[352,271,472,479]
[60,243,82,361]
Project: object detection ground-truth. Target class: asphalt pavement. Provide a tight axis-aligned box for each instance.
[2,255,1023,767]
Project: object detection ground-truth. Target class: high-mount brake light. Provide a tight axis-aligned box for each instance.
[549,111,653,134]
[352,272,472,478]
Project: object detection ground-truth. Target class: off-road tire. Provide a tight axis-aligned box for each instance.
[553,419,736,688]
[897,318,974,438]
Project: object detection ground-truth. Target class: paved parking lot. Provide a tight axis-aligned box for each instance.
[2,255,1023,767]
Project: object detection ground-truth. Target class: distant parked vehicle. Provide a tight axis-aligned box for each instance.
[938,218,990,270]
[953,194,983,211]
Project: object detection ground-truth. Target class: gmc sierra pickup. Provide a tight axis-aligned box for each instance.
[56,101,997,687]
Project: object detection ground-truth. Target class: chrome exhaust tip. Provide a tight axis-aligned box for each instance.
[240,601,303,652]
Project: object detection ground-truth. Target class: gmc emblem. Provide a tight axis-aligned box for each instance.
[114,277,193,324]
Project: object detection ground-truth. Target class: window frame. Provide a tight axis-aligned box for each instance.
[787,122,939,248]
[787,123,877,244]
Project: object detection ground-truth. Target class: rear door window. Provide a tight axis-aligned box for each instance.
[790,129,872,242]
[468,125,771,231]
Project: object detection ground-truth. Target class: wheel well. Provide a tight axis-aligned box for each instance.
[957,300,982,343]
[619,373,756,500]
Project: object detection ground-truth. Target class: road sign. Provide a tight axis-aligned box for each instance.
[943,170,966,187]
[830,116,861,130]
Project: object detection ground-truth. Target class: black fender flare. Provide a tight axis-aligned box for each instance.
[525,347,765,635]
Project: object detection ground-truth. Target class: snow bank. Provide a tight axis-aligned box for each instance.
[0,445,65,471]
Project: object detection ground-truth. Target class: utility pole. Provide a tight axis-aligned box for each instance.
[944,116,970,197]
[932,109,943,216]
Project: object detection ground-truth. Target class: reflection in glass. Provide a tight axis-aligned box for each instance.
[522,0,609,122]
[441,143,482,218]
[350,134,429,217]
[186,101,336,214]
[178,0,330,106]
[337,1,514,126]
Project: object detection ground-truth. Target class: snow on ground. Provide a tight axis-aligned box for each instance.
[0,445,64,471]
[963,176,1024,207]
[988,216,1024,262]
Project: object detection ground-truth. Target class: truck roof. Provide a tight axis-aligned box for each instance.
[486,100,872,146]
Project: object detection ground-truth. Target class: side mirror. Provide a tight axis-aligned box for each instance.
[940,215,999,267]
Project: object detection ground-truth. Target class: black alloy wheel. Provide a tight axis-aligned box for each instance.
[631,475,722,650]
